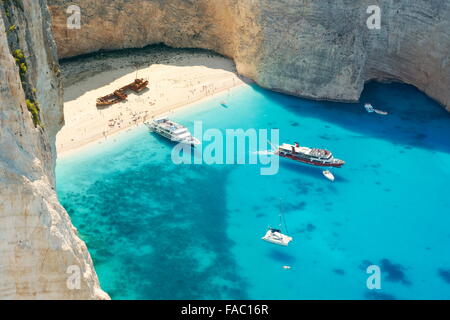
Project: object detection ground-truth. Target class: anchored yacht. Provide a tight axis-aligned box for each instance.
[276,142,345,168]
[262,228,293,246]
[262,203,293,247]
[145,117,200,146]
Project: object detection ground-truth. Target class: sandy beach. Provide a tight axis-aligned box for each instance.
[56,47,247,156]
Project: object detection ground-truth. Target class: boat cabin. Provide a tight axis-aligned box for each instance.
[278,143,333,159]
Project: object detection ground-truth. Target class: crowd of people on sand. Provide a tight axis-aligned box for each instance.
[106,109,151,131]
[95,73,238,144]
[58,50,247,155]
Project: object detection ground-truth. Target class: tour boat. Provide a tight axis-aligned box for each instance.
[145,117,201,146]
[276,142,345,168]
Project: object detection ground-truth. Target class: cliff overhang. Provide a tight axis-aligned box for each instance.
[47,0,450,111]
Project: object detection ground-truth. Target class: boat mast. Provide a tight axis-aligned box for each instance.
[278,212,283,230]
[282,211,290,236]
[278,198,290,235]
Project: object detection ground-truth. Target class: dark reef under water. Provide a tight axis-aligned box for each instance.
[61,158,247,299]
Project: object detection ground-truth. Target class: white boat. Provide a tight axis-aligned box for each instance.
[322,170,335,182]
[365,103,388,115]
[364,103,375,113]
[262,228,293,246]
[145,117,201,146]
[262,207,293,247]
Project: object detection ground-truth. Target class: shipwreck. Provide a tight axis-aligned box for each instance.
[96,78,149,107]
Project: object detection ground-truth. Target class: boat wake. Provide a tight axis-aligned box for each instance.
[253,150,275,155]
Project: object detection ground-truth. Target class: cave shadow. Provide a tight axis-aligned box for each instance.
[253,81,450,154]
[61,44,245,102]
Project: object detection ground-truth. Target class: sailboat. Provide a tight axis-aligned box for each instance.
[262,207,293,246]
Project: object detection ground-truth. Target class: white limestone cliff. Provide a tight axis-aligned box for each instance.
[48,0,450,110]
[0,0,108,300]
[0,0,449,301]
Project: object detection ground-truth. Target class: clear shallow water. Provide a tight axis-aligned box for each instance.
[56,82,450,300]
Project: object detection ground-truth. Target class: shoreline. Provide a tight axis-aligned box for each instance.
[57,83,247,159]
[56,49,248,157]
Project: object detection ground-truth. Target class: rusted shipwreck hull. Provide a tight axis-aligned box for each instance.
[96,78,149,107]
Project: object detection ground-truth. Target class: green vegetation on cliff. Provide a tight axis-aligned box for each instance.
[2,0,42,127]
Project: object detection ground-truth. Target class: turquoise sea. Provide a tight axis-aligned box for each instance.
[56,82,450,300]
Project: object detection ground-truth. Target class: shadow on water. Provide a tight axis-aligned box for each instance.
[149,132,204,165]
[252,82,450,154]
[268,248,297,264]
[281,159,326,180]
[149,131,177,149]
[280,158,349,183]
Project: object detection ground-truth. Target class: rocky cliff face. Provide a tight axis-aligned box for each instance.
[48,0,450,110]
[0,0,448,301]
[0,0,108,299]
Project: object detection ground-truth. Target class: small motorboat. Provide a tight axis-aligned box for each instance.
[262,228,293,247]
[322,170,335,182]
[365,103,388,115]
[282,265,292,270]
[364,103,375,113]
